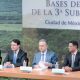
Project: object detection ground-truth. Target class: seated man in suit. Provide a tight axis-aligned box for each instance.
[32,39,58,68]
[3,39,28,68]
[63,41,80,72]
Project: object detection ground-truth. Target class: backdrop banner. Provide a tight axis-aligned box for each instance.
[23,0,80,30]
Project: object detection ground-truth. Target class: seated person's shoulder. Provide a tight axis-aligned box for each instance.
[7,50,13,55]
[20,49,27,54]
[77,52,80,56]
[47,50,57,56]
[48,50,56,54]
[64,53,71,58]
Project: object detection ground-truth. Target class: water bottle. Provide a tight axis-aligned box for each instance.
[23,60,26,66]
[55,62,59,69]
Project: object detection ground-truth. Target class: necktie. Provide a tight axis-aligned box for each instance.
[71,54,75,67]
[13,53,17,64]
[41,54,44,61]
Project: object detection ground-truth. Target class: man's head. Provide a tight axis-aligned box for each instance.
[38,39,48,52]
[11,39,20,51]
[68,41,78,53]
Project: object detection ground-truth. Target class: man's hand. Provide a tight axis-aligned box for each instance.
[63,66,72,72]
[34,61,52,69]
[39,61,52,67]
[4,62,15,68]
[44,62,52,67]
[34,65,40,68]
[4,62,11,66]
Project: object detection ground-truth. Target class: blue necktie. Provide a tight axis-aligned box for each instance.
[13,53,17,64]
[41,54,44,61]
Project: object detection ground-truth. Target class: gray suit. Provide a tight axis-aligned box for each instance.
[32,50,58,68]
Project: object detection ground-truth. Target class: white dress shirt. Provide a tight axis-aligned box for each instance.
[40,50,47,62]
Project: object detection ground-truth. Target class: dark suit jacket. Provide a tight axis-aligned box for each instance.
[32,50,58,68]
[63,52,80,71]
[3,49,28,67]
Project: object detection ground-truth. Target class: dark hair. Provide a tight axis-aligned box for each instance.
[69,41,78,48]
[12,39,20,45]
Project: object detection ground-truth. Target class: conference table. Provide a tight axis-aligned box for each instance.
[0,67,80,80]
